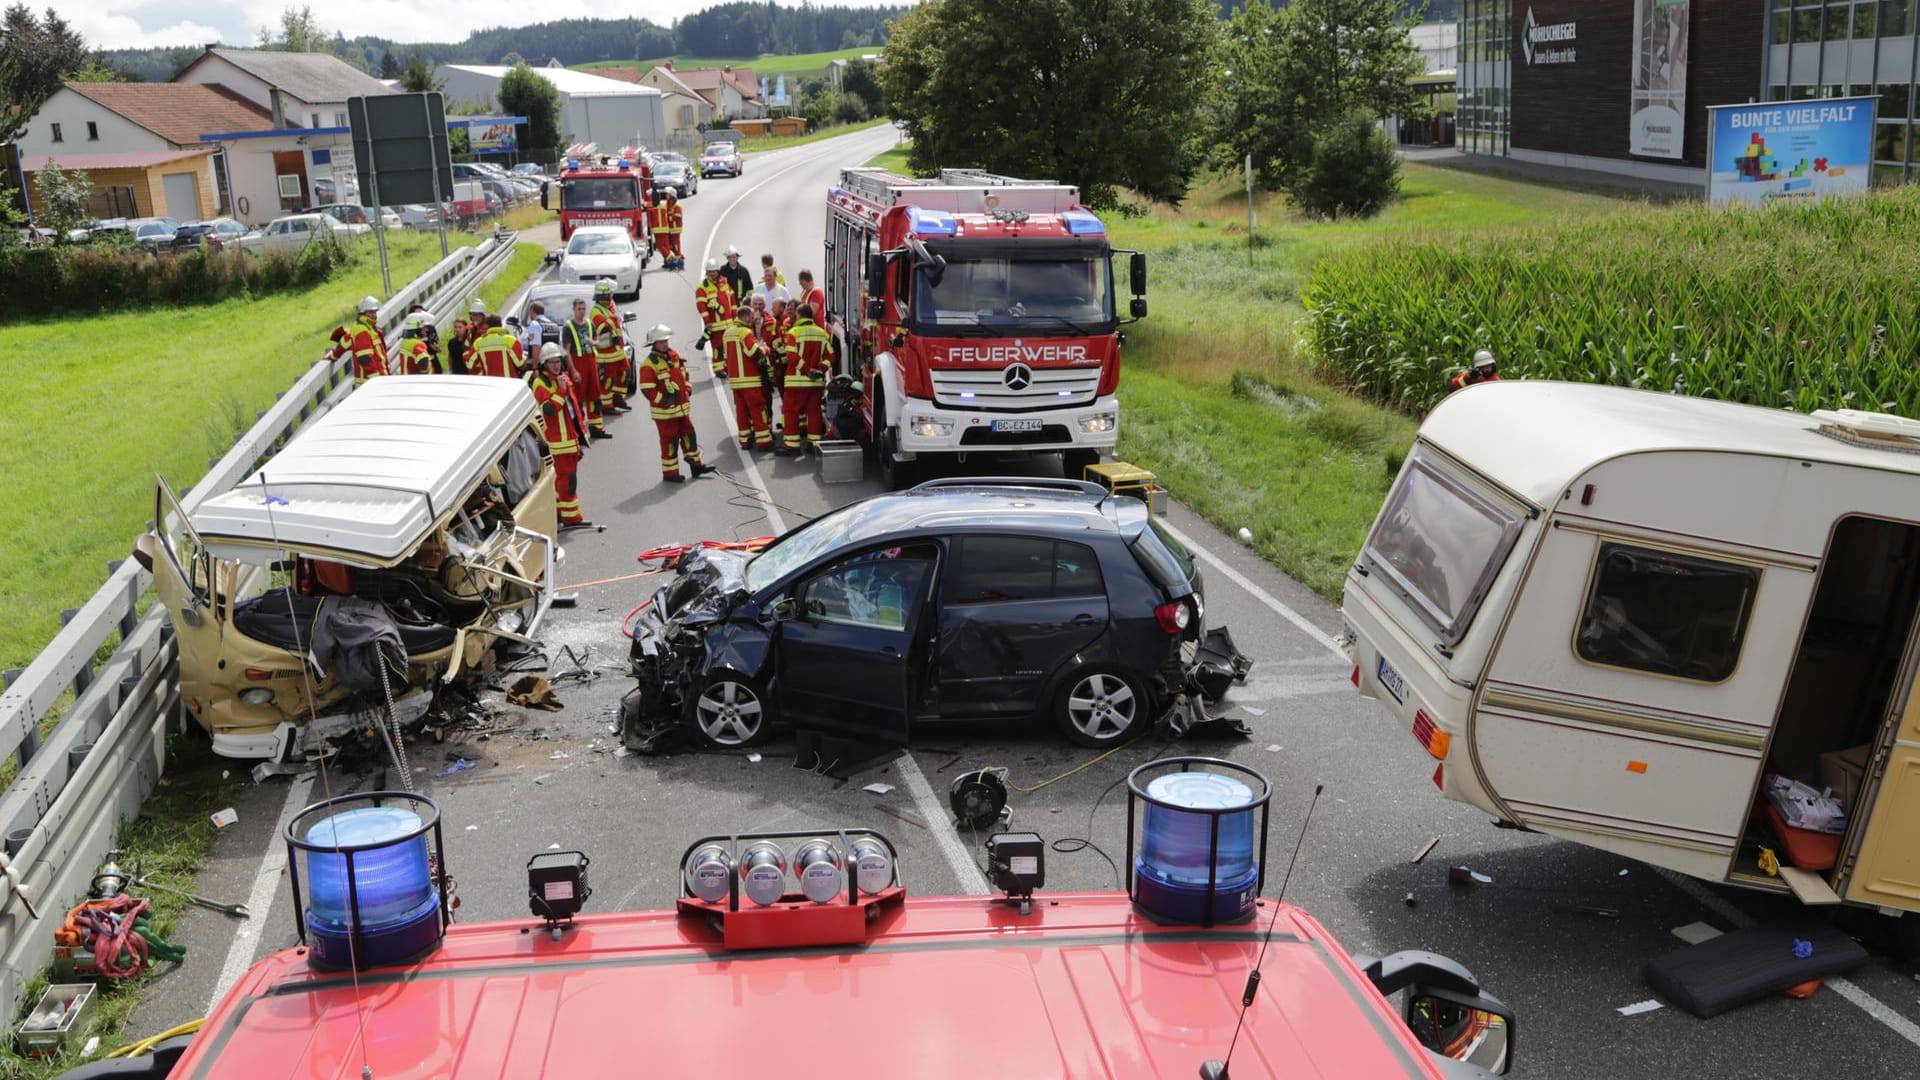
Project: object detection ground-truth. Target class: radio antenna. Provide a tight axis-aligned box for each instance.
[1200,783,1323,1080]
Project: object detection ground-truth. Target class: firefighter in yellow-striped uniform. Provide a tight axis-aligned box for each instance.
[637,325,717,484]
[776,303,834,454]
[528,344,592,528]
[468,315,523,378]
[715,312,774,451]
[393,313,437,374]
[590,281,632,415]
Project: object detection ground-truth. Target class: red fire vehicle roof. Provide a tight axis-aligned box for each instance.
[173,893,1448,1079]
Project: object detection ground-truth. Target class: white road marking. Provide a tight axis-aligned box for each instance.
[897,750,991,897]
[701,130,998,899]
[1153,519,1346,660]
[1654,867,1920,1049]
[209,772,315,1009]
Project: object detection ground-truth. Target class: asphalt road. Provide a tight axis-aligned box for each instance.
[133,125,1920,1077]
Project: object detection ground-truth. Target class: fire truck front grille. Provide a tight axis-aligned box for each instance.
[929,367,1100,412]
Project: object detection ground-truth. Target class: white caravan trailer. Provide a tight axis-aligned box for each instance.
[1342,381,1920,942]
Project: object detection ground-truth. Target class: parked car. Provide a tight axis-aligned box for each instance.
[309,203,402,231]
[128,217,179,254]
[517,282,638,367]
[234,214,365,256]
[553,226,641,299]
[169,218,248,253]
[393,203,441,229]
[699,141,743,178]
[650,160,697,199]
[619,477,1238,751]
[510,162,547,179]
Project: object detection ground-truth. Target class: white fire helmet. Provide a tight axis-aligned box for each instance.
[539,342,567,364]
[403,312,429,332]
[645,324,673,346]
[1472,349,1497,370]
[705,257,723,273]
[357,295,381,313]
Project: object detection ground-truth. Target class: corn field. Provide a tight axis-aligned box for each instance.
[1301,186,1920,416]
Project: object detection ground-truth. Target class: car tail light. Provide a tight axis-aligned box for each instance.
[1350,665,1360,687]
[1153,600,1190,635]
[1412,709,1451,761]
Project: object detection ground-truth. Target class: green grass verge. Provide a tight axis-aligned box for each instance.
[0,735,234,1076]
[862,145,917,175]
[478,242,548,311]
[1105,163,1626,598]
[740,117,891,154]
[0,232,543,674]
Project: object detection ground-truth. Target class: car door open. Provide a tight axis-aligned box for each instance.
[775,544,938,743]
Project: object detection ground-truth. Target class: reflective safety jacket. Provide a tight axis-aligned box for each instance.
[781,317,833,389]
[469,328,523,378]
[528,370,583,455]
[658,202,682,234]
[348,315,388,384]
[695,277,736,330]
[639,347,693,420]
[590,303,626,364]
[395,337,435,375]
[716,320,768,390]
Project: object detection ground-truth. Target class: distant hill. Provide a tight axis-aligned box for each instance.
[100,4,907,83]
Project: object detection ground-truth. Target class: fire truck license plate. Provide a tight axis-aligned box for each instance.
[992,419,1044,433]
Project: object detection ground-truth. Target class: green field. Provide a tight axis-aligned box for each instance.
[0,234,544,674]
[860,148,1629,597]
[579,46,880,82]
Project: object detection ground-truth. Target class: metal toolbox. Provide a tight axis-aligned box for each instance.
[17,983,94,1057]
[817,441,864,484]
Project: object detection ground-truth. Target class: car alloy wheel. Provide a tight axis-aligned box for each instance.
[693,673,773,748]
[1058,669,1147,747]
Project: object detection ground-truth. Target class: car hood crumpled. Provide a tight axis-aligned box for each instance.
[653,548,750,625]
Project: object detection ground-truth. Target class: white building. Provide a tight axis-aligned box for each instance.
[434,65,665,154]
[173,48,397,224]
[1410,22,1459,75]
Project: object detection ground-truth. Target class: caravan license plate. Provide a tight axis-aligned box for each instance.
[992,419,1044,433]
[1376,656,1406,703]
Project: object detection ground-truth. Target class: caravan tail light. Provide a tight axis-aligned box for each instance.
[1412,709,1451,761]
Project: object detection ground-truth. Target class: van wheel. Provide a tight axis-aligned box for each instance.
[1054,667,1149,748]
[691,672,775,749]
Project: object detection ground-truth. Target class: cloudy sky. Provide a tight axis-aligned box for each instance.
[59,1,898,51]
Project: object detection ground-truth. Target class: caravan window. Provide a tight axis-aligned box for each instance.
[1576,544,1758,683]
[1362,450,1524,645]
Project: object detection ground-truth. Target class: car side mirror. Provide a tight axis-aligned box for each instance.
[866,252,888,296]
[866,297,886,321]
[544,250,560,264]
[1405,986,1514,1075]
[622,311,636,323]
[1129,251,1147,296]
[1129,298,1147,320]
[764,596,797,623]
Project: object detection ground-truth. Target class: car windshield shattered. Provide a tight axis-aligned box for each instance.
[743,503,866,592]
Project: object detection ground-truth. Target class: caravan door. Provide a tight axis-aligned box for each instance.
[1842,664,1920,912]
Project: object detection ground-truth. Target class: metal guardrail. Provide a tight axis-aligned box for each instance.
[0,230,524,1015]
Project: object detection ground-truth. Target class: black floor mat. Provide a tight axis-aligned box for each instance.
[1643,919,1870,1018]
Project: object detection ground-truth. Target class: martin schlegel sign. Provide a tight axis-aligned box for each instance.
[1522,8,1578,65]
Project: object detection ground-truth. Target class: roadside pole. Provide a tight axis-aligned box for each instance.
[368,153,393,295]
[1245,153,1256,267]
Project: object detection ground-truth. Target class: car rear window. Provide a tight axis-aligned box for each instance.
[1129,517,1195,589]
[948,537,1104,603]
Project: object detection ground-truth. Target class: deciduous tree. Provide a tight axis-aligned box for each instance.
[883,0,1218,206]
[0,5,90,141]
[498,63,563,158]
[1211,0,1425,192]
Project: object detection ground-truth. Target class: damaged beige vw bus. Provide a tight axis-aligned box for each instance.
[134,376,559,761]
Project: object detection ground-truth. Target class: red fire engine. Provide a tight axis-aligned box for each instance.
[79,762,1516,1079]
[542,143,654,259]
[824,168,1149,488]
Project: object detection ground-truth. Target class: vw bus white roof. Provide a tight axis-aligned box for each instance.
[191,376,538,566]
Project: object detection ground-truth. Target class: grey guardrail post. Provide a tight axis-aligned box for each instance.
[0,229,528,1015]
